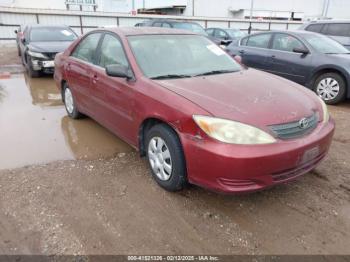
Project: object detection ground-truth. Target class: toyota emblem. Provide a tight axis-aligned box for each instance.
[299,118,309,129]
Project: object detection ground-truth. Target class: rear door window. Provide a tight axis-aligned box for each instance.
[246,33,271,48]
[323,23,350,37]
[206,28,214,36]
[214,29,227,39]
[306,24,324,33]
[240,36,248,46]
[153,22,162,27]
[71,33,102,63]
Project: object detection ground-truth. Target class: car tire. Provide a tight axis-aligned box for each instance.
[25,54,40,78]
[63,83,83,119]
[145,124,187,192]
[313,72,346,105]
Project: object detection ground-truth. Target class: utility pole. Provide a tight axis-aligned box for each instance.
[192,0,195,17]
[143,0,145,9]
[132,0,135,11]
[248,0,254,34]
[324,0,330,18]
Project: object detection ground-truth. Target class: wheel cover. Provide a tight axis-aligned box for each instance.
[148,137,172,181]
[64,88,74,114]
[316,77,340,101]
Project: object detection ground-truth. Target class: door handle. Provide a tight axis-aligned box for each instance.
[239,50,245,54]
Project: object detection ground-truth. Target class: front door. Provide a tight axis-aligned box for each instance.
[268,33,312,85]
[90,33,136,144]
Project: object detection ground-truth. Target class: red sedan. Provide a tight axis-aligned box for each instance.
[54,27,335,194]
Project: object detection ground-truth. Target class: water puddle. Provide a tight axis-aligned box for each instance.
[0,74,133,170]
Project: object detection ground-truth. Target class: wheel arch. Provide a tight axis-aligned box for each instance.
[138,117,180,157]
[60,79,67,102]
[308,66,349,97]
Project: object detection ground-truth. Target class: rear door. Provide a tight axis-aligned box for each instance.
[238,33,273,71]
[321,23,350,49]
[65,32,102,113]
[268,33,312,85]
[91,33,136,144]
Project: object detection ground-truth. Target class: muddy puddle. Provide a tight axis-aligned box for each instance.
[0,74,132,169]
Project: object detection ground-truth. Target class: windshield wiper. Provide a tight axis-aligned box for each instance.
[150,74,192,80]
[194,70,237,77]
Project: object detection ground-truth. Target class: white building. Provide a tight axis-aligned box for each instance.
[0,0,349,20]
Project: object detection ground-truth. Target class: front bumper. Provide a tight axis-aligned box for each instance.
[181,119,335,194]
[31,59,55,72]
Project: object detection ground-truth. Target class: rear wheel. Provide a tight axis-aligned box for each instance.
[313,72,346,104]
[145,124,187,192]
[63,83,83,119]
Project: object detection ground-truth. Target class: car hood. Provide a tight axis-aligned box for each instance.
[155,69,320,128]
[28,41,73,53]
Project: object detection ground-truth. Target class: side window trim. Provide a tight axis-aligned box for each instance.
[242,33,272,50]
[94,31,136,80]
[70,31,103,64]
[270,33,309,54]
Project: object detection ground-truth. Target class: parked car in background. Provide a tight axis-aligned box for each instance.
[54,27,334,194]
[17,25,77,77]
[227,30,350,104]
[206,28,247,46]
[14,24,26,56]
[300,20,350,50]
[134,19,208,36]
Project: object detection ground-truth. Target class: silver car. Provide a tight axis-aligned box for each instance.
[300,20,350,50]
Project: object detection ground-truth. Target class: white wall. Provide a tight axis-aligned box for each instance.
[183,0,350,20]
[1,0,350,19]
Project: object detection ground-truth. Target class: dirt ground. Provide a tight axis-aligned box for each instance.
[0,45,350,255]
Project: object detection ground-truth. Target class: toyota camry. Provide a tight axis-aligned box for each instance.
[54,27,335,194]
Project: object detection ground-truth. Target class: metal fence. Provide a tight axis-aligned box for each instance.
[0,6,303,43]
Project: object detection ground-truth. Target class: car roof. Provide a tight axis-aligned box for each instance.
[27,24,71,29]
[206,28,240,30]
[245,30,321,37]
[145,19,201,25]
[98,27,196,36]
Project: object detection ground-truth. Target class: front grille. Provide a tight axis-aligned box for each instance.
[43,52,57,60]
[269,113,319,140]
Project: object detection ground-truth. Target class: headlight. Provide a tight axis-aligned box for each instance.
[27,50,48,59]
[318,97,330,124]
[193,115,276,145]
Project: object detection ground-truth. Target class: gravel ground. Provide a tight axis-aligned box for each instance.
[0,44,349,255]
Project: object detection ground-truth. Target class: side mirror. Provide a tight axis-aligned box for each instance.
[293,47,309,55]
[106,64,133,79]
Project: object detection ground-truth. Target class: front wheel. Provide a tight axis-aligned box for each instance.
[146,124,187,192]
[313,72,346,105]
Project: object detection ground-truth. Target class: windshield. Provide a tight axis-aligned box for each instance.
[172,23,208,35]
[226,29,246,38]
[303,34,349,54]
[30,27,77,42]
[128,35,241,79]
